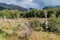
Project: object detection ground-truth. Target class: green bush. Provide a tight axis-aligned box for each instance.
[29,19,43,31]
[45,18,60,33]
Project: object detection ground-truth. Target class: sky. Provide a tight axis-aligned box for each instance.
[0,0,60,9]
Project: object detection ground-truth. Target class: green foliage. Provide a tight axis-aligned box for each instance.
[42,18,60,34]
[0,9,20,18]
[47,18,57,32]
[29,19,43,31]
[0,8,59,18]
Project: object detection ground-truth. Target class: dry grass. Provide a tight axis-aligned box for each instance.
[29,31,60,40]
[0,18,60,40]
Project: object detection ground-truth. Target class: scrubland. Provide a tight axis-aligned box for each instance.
[0,18,60,40]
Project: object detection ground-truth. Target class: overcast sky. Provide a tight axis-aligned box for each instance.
[0,0,60,9]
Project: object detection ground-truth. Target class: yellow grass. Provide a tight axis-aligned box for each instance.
[29,31,60,40]
[0,18,59,40]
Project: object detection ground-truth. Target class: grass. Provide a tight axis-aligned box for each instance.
[0,18,60,40]
[29,31,60,40]
[0,33,7,40]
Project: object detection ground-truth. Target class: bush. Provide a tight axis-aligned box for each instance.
[48,18,57,32]
[29,19,43,31]
[44,18,60,34]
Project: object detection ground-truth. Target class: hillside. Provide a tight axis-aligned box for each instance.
[0,3,27,11]
[43,5,60,9]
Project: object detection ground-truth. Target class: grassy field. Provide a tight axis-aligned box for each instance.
[29,31,60,40]
[0,18,60,40]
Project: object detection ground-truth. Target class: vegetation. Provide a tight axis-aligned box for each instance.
[0,8,60,40]
[0,18,59,40]
[0,8,60,18]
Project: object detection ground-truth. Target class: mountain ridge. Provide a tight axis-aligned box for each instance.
[43,5,60,9]
[0,3,27,11]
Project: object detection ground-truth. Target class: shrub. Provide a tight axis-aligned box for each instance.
[44,18,60,34]
[29,19,43,31]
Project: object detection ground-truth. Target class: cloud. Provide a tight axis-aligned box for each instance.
[0,0,60,9]
[41,0,60,6]
[16,0,60,9]
[0,0,16,4]
[16,0,40,9]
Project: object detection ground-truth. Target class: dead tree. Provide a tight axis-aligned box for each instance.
[42,10,48,31]
[4,16,7,22]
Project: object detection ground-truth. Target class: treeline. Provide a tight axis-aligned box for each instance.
[0,8,60,18]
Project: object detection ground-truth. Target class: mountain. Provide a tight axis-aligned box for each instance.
[0,3,27,11]
[43,5,60,9]
[55,5,60,9]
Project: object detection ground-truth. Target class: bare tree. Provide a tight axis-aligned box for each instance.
[43,10,48,29]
